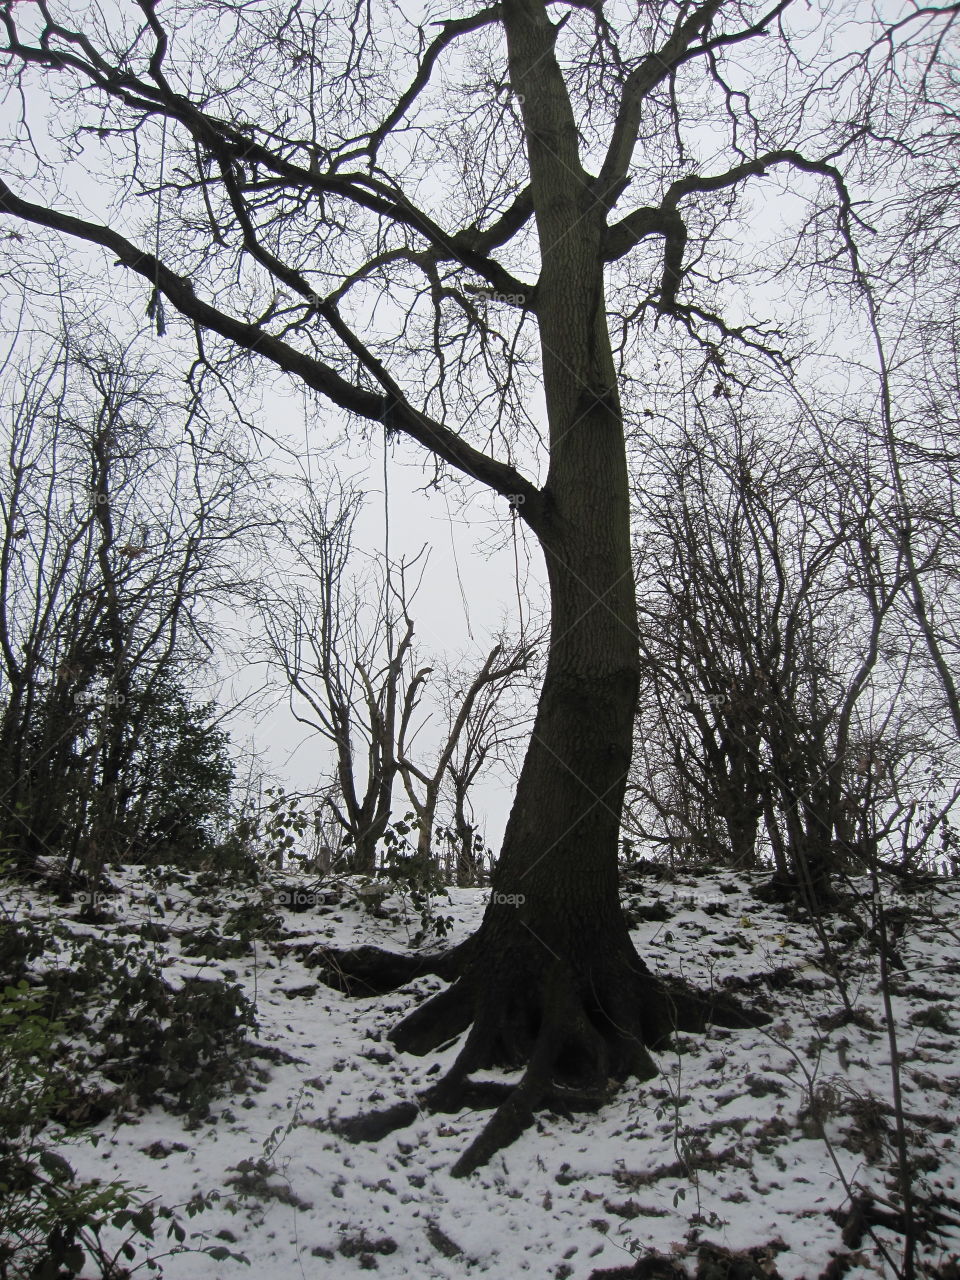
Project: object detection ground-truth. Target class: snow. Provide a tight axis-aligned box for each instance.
[3,861,960,1278]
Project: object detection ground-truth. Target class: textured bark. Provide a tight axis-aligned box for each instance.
[386,0,714,1174]
[453,809,482,887]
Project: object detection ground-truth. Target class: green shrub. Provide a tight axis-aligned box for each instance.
[375,815,454,943]
[0,922,258,1124]
[0,918,46,987]
[0,982,150,1278]
[0,977,250,1277]
[42,934,258,1118]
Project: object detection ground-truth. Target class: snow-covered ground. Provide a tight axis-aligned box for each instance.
[3,861,959,1278]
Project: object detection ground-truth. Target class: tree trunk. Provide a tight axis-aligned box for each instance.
[392,151,676,1182]
[340,772,397,875]
[349,819,381,876]
[725,801,761,870]
[453,799,480,887]
[385,0,719,1174]
[390,492,710,1172]
[414,784,437,867]
[763,795,790,879]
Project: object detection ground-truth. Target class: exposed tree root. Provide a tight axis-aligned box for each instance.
[587,1259,687,1280]
[831,1191,960,1250]
[657,974,770,1033]
[438,964,618,1177]
[320,926,768,1174]
[426,1075,611,1117]
[390,975,475,1052]
[308,937,471,996]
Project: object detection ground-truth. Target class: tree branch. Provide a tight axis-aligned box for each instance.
[596,0,724,198]
[1,14,533,300]
[365,8,503,159]
[605,149,856,312]
[0,179,543,519]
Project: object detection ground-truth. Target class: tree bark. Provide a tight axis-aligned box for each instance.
[386,0,703,1175]
[453,803,481,887]
[389,424,687,1170]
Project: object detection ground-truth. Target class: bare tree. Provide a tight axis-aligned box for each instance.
[398,637,535,874]
[259,482,536,880]
[4,0,959,1172]
[439,638,541,887]
[0,331,263,884]
[257,483,421,875]
[629,399,958,900]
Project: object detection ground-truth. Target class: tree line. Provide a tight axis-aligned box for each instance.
[3,316,957,907]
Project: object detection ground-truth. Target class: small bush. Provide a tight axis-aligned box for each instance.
[13,926,259,1122]
[0,918,45,986]
[374,815,454,943]
[51,935,258,1117]
[0,978,250,1277]
[0,981,150,1278]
